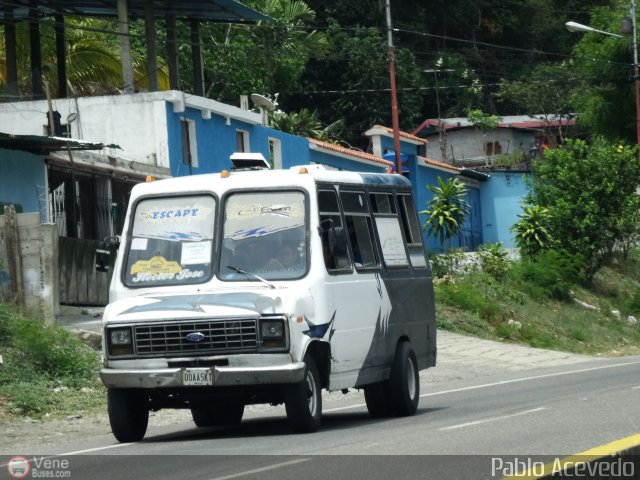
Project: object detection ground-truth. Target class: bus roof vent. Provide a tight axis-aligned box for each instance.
[230,152,270,170]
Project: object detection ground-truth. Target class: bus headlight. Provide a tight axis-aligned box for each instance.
[260,319,286,349]
[107,327,133,356]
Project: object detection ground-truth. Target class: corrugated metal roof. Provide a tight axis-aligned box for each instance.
[413,115,575,135]
[0,0,270,22]
[0,132,112,154]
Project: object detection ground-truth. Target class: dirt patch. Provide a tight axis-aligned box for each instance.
[0,409,192,454]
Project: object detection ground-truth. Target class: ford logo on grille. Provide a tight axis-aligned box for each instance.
[185,332,206,343]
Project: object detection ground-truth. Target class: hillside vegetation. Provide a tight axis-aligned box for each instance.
[434,247,640,356]
[0,304,104,420]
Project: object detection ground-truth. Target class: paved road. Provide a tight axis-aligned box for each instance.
[2,353,639,479]
[3,313,639,479]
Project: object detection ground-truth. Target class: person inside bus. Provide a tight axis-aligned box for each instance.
[265,244,299,271]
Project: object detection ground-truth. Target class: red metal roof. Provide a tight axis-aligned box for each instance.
[370,125,428,143]
[308,139,393,166]
[419,156,462,173]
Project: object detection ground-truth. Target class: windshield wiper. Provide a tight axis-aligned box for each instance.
[226,265,276,289]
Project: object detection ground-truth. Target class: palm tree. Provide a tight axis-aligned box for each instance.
[420,177,470,249]
[510,205,553,256]
[0,18,168,98]
[268,108,344,143]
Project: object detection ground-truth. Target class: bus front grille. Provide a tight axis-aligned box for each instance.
[134,319,258,356]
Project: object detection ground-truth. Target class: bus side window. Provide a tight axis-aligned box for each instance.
[397,193,428,268]
[370,192,410,269]
[340,191,379,270]
[318,189,351,272]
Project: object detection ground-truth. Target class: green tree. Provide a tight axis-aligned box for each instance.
[298,24,426,148]
[496,62,576,142]
[420,177,470,248]
[527,138,640,277]
[200,0,327,103]
[568,2,638,144]
[510,205,554,256]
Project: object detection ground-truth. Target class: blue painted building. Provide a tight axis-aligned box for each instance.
[0,149,46,217]
[0,92,527,252]
[479,170,529,248]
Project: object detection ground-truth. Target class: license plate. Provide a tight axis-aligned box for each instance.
[182,368,213,386]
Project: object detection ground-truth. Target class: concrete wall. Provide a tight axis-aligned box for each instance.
[424,128,532,163]
[0,93,172,168]
[0,212,59,323]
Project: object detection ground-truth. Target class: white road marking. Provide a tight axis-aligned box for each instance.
[60,443,131,455]
[325,360,640,413]
[207,458,312,480]
[438,407,546,431]
[423,360,640,398]
[0,443,130,469]
[632,385,640,390]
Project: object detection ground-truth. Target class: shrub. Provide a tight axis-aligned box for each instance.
[476,242,511,281]
[0,305,99,383]
[430,248,467,277]
[0,304,102,417]
[510,250,582,301]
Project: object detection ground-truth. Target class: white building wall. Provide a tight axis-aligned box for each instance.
[0,92,173,168]
[0,91,262,172]
[424,129,525,163]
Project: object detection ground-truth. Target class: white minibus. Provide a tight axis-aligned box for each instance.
[99,160,437,442]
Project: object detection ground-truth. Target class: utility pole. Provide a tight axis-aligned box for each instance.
[384,0,402,175]
[630,0,640,147]
[117,0,134,94]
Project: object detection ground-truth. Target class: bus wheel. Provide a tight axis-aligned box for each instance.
[107,388,149,442]
[364,381,392,418]
[388,341,420,416]
[191,402,244,427]
[284,355,322,433]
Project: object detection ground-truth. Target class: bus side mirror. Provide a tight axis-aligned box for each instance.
[319,219,347,257]
[96,236,120,273]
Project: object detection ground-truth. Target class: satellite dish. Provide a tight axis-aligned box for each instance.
[250,93,276,112]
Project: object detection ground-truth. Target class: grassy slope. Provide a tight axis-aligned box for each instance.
[435,249,640,356]
[0,304,105,421]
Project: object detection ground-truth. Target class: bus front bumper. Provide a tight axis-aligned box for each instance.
[100,362,306,389]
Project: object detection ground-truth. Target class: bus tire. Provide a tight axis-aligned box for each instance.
[364,381,392,418]
[284,355,322,433]
[191,402,244,427]
[107,388,149,443]
[388,341,420,416]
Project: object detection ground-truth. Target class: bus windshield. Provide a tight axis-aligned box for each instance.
[220,190,307,281]
[124,195,216,286]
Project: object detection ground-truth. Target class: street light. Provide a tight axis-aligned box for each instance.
[565,1,640,147]
[565,21,622,38]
